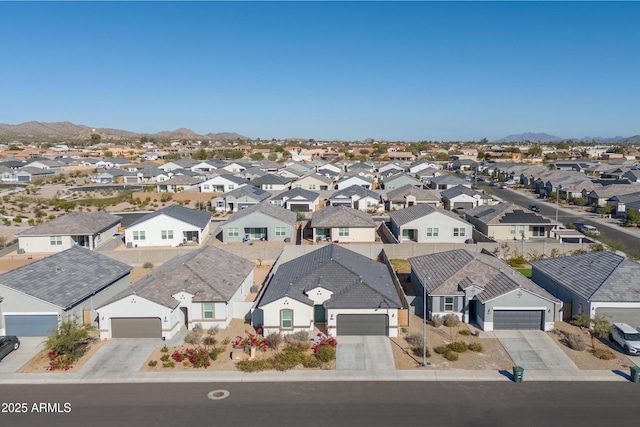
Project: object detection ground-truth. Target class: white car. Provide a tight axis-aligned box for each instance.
[609,323,640,355]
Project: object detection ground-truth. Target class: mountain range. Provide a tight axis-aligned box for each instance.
[494,132,640,144]
[0,121,248,141]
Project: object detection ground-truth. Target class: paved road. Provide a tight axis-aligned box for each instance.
[1,381,639,427]
[484,184,640,253]
[494,330,578,370]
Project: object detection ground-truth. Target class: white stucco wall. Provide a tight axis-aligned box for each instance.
[97,295,179,340]
[18,235,76,253]
[398,212,472,243]
[260,297,313,336]
[316,227,375,243]
[125,214,210,247]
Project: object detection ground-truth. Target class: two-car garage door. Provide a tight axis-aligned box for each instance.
[111,318,162,338]
[493,310,543,330]
[595,308,640,329]
[336,314,388,336]
[4,314,59,337]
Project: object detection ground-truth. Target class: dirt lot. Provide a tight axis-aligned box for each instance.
[391,315,514,370]
[141,318,334,372]
[548,321,633,370]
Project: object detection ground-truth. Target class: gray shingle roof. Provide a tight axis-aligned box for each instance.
[224,201,297,225]
[330,185,380,200]
[250,174,291,186]
[441,184,491,200]
[385,184,440,203]
[258,244,402,309]
[18,211,122,236]
[0,247,131,310]
[100,246,254,309]
[468,202,555,225]
[530,251,640,302]
[409,249,559,302]
[276,188,320,201]
[222,185,271,201]
[128,205,211,229]
[310,206,375,228]
[389,204,465,226]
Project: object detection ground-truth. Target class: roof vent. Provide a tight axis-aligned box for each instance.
[55,267,62,273]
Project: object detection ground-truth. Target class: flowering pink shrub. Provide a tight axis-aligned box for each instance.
[233,330,268,352]
[312,333,337,354]
[171,350,184,363]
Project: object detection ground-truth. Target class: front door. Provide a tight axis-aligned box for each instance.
[314,305,326,323]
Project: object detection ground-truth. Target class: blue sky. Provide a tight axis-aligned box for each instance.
[1,1,638,141]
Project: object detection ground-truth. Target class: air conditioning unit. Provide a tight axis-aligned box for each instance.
[126,242,133,248]
[17,248,25,254]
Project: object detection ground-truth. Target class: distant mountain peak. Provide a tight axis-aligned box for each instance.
[493,132,562,143]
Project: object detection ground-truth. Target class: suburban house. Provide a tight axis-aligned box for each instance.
[327,185,382,212]
[336,175,372,190]
[125,205,211,247]
[409,249,561,331]
[220,201,297,243]
[155,175,202,193]
[210,185,271,213]
[382,173,422,190]
[271,188,320,212]
[17,211,122,253]
[222,162,251,173]
[292,174,333,191]
[531,251,640,326]
[199,174,248,193]
[465,203,559,240]
[384,184,441,210]
[310,205,377,243]
[427,174,471,190]
[0,247,132,336]
[440,185,495,211]
[409,160,439,174]
[317,163,342,177]
[252,244,403,337]
[250,174,292,191]
[97,246,255,340]
[158,158,198,172]
[389,204,472,243]
[190,160,225,173]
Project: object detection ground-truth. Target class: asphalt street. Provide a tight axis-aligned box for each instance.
[1,381,639,427]
[483,184,640,253]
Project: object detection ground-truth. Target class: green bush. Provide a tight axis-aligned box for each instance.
[592,348,615,360]
[160,354,170,362]
[162,361,175,368]
[301,354,323,368]
[269,350,307,371]
[160,345,169,353]
[431,315,443,328]
[315,344,336,363]
[236,359,268,372]
[459,329,472,336]
[411,346,431,358]
[405,333,425,347]
[148,360,158,367]
[434,345,449,355]
[447,341,468,353]
[143,261,154,269]
[566,333,586,351]
[443,351,459,361]
[468,342,483,352]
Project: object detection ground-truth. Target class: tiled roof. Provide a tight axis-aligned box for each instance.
[329,185,380,200]
[222,185,270,201]
[100,246,254,309]
[18,211,122,236]
[276,188,320,201]
[224,201,297,225]
[258,244,402,308]
[250,174,291,186]
[128,205,211,229]
[0,247,131,310]
[468,203,555,225]
[389,204,465,226]
[310,206,375,228]
[385,184,440,202]
[531,251,640,302]
[441,184,490,200]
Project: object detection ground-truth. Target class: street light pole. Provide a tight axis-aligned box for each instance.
[555,185,562,223]
[423,275,429,367]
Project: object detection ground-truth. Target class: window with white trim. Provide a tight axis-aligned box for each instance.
[133,231,145,241]
[203,303,214,319]
[338,228,349,237]
[509,225,516,235]
[275,227,286,236]
[50,236,62,246]
[444,297,454,312]
[281,309,293,329]
[309,184,316,190]
[228,228,239,237]
[453,228,465,237]
[161,230,174,240]
[426,227,439,237]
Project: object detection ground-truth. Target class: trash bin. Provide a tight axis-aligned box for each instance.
[630,366,640,383]
[512,366,524,383]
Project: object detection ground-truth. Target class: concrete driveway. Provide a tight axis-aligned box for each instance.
[494,330,578,370]
[77,338,161,379]
[336,336,395,371]
[0,337,46,373]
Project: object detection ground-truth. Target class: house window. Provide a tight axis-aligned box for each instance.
[444,297,454,312]
[295,184,302,189]
[320,185,328,191]
[275,227,286,236]
[281,309,293,329]
[426,227,439,237]
[453,228,465,237]
[203,303,214,319]
[309,184,316,190]
[161,230,174,240]
[518,225,525,236]
[272,200,282,207]
[532,226,545,237]
[50,236,62,246]
[216,200,224,208]
[264,184,273,190]
[509,225,516,235]
[133,231,145,241]
[203,185,210,191]
[228,184,235,190]
[228,228,239,237]
[338,228,349,237]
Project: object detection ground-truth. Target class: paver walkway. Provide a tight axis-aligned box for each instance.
[336,336,395,371]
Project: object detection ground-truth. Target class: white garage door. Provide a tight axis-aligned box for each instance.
[595,308,640,329]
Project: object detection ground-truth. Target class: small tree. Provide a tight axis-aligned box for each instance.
[442,313,460,341]
[571,314,612,350]
[184,323,204,347]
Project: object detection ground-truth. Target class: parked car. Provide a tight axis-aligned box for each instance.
[528,204,540,212]
[0,335,20,361]
[499,184,508,189]
[490,181,500,187]
[609,323,640,355]
[573,222,600,236]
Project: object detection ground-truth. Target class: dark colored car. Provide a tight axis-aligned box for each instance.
[0,335,20,361]
[529,204,540,212]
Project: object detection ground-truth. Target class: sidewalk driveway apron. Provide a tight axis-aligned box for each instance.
[336,336,395,371]
[77,338,161,379]
[495,330,578,370]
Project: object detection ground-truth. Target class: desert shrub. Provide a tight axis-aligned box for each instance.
[592,348,615,360]
[183,347,211,368]
[160,354,170,362]
[142,261,154,268]
[265,333,283,351]
[447,341,468,353]
[442,314,459,328]
[459,329,471,336]
[411,346,431,358]
[209,347,225,361]
[401,327,408,334]
[236,359,268,373]
[434,346,449,355]
[431,315,443,328]
[405,333,425,347]
[443,351,459,361]
[301,354,323,368]
[284,330,309,344]
[148,360,158,367]
[284,341,311,353]
[160,345,169,353]
[566,333,586,351]
[269,349,307,371]
[315,344,336,363]
[171,350,184,363]
[234,331,268,352]
[203,336,217,347]
[44,319,97,371]
[162,361,175,368]
[468,342,483,352]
